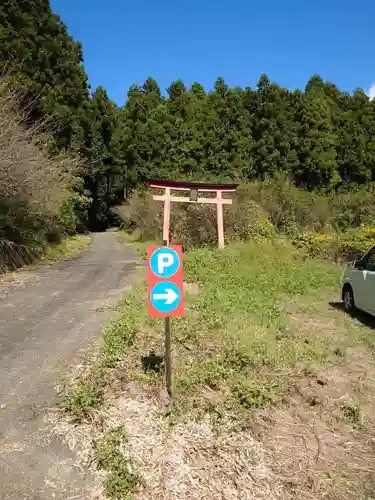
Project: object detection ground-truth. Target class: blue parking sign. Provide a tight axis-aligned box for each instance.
[150,247,180,278]
[148,245,184,317]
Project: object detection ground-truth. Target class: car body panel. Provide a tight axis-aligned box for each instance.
[341,244,375,317]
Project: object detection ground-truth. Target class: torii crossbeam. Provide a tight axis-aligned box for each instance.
[147,179,238,248]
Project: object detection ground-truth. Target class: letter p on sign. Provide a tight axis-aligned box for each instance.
[147,245,184,317]
[158,253,174,275]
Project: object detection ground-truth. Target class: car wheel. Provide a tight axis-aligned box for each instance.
[343,285,355,312]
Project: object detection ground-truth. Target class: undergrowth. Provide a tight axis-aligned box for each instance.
[63,237,375,499]
[0,76,91,271]
[0,234,91,275]
[38,234,91,266]
[95,426,143,499]
[64,238,345,419]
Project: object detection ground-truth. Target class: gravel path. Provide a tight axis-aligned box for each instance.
[0,232,139,499]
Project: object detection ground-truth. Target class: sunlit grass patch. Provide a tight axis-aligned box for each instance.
[65,238,344,419]
[40,234,91,265]
[63,237,375,499]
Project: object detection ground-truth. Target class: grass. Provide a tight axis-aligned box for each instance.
[116,229,150,259]
[63,236,375,499]
[62,236,353,416]
[95,426,143,500]
[0,234,91,284]
[38,233,91,266]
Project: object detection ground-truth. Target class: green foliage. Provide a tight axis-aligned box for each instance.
[0,0,89,149]
[89,72,375,227]
[96,427,143,499]
[111,72,375,198]
[3,1,375,243]
[232,377,282,408]
[330,183,375,230]
[63,382,103,420]
[122,173,375,259]
[293,225,375,261]
[342,403,361,426]
[83,86,120,229]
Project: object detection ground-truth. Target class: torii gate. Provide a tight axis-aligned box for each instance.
[147,180,238,248]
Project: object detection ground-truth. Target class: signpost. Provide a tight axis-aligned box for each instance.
[145,179,237,398]
[147,244,184,398]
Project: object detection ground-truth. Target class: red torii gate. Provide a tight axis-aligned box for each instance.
[147,179,238,248]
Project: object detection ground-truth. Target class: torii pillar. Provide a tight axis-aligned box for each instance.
[147,180,238,248]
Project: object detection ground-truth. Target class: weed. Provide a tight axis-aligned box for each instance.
[63,383,103,420]
[232,377,283,408]
[64,237,375,500]
[306,394,322,407]
[95,426,143,499]
[343,403,361,426]
[39,234,91,266]
[65,239,342,419]
[334,346,345,357]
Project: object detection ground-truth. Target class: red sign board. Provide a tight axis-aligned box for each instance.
[147,245,184,317]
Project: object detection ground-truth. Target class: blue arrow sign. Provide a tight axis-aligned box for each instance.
[150,281,181,313]
[150,247,180,278]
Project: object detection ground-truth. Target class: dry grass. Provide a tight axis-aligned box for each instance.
[111,392,283,500]
[50,388,286,500]
[59,240,375,500]
[255,300,375,500]
[0,77,77,211]
[54,338,375,500]
[257,350,375,499]
[0,74,87,263]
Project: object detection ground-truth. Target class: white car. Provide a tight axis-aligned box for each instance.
[342,244,375,316]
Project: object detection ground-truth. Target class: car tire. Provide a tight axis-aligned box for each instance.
[343,285,355,312]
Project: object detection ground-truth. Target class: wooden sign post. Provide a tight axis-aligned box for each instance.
[147,244,184,399]
[147,180,238,248]
[146,180,237,399]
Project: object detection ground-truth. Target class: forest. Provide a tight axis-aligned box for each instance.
[1,0,375,254]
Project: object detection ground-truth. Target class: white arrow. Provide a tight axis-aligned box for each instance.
[152,288,179,305]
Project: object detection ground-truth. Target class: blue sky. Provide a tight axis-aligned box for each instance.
[51,0,375,105]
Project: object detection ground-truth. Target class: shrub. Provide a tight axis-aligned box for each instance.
[121,186,275,249]
[0,76,85,268]
[293,224,375,262]
[120,174,375,256]
[117,189,163,241]
[329,184,375,231]
[246,174,332,236]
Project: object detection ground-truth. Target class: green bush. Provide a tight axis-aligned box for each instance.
[329,184,375,231]
[245,174,332,236]
[120,175,375,259]
[293,225,375,262]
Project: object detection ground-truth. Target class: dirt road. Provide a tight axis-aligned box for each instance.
[0,232,139,499]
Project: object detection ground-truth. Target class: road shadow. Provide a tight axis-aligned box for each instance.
[329,301,375,330]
